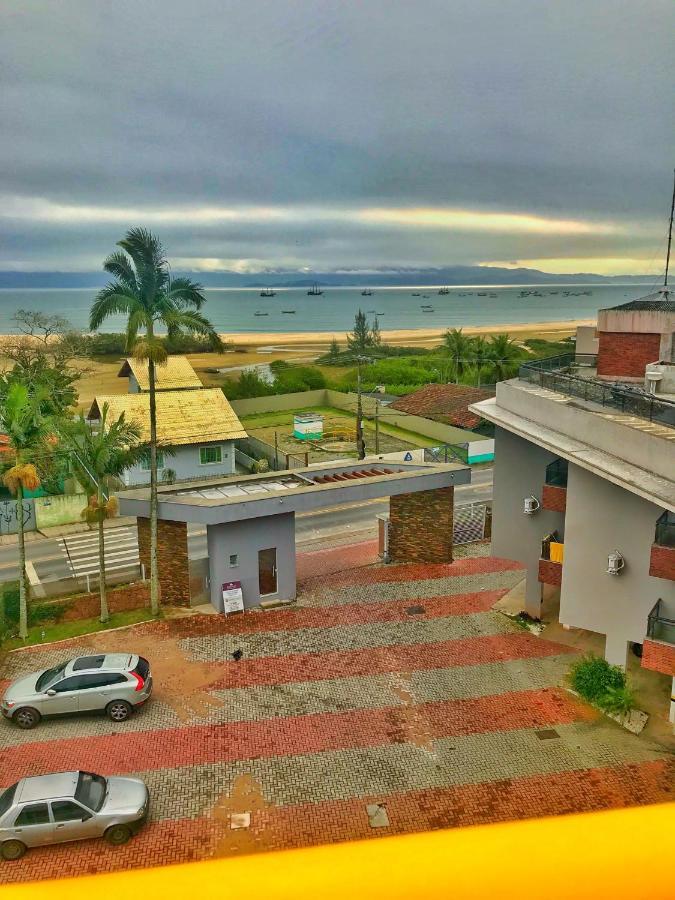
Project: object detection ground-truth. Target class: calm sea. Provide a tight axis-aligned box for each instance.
[0,284,653,335]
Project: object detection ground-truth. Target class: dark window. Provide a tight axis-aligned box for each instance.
[72,655,105,671]
[52,800,88,822]
[133,657,150,680]
[15,803,50,826]
[0,784,17,818]
[36,662,67,692]
[77,673,128,690]
[75,773,106,812]
[52,676,85,693]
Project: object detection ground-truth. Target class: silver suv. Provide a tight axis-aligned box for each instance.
[1,654,152,729]
[0,771,149,859]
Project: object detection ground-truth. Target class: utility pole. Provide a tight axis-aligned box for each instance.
[664,168,675,288]
[375,398,380,454]
[274,431,279,471]
[355,357,366,460]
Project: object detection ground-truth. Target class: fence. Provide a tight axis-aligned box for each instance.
[237,435,309,471]
[0,498,36,535]
[453,502,490,545]
[519,355,675,428]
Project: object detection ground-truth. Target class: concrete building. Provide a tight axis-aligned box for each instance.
[118,459,469,611]
[471,289,675,721]
[88,389,247,486]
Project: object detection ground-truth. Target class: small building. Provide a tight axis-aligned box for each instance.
[390,383,494,431]
[293,413,323,441]
[88,389,247,486]
[117,355,203,393]
[118,459,470,610]
[596,288,675,381]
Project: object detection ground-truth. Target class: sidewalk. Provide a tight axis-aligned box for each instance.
[0,515,137,547]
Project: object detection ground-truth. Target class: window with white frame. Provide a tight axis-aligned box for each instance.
[199,445,223,465]
[140,450,164,470]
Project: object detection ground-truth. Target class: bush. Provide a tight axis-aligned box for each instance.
[569,654,633,714]
[1,583,70,640]
[84,331,229,358]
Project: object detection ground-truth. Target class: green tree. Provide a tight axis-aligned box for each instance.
[371,316,381,347]
[487,333,525,381]
[441,329,474,381]
[63,405,146,623]
[347,309,377,353]
[90,228,218,616]
[328,337,341,359]
[0,381,52,639]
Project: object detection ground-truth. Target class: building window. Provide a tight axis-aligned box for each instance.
[200,445,222,465]
[229,554,238,567]
[141,451,164,470]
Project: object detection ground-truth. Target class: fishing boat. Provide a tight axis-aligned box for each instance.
[254,311,269,317]
[421,308,434,312]
[477,292,487,297]
[281,310,296,314]
[259,288,276,297]
[411,292,421,297]
[361,288,374,296]
[438,286,450,295]
[307,283,323,296]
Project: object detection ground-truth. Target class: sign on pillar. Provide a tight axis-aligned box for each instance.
[222,581,244,614]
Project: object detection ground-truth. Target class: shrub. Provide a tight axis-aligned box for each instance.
[1,583,70,640]
[569,654,633,714]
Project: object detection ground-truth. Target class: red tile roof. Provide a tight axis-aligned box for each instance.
[390,383,492,430]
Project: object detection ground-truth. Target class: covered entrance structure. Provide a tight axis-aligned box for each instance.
[118,459,470,611]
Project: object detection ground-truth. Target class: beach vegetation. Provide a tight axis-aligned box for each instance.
[347,309,381,353]
[90,227,219,618]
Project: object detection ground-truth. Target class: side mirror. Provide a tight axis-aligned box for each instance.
[45,689,57,696]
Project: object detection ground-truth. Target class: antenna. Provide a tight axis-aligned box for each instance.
[665,168,675,288]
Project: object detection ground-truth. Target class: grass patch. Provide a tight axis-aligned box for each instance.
[3,607,157,650]
[569,654,634,717]
[240,405,352,429]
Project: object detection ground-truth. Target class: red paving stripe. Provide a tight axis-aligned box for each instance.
[300,555,525,590]
[2,758,672,885]
[209,631,575,690]
[0,687,593,786]
[158,589,509,638]
[296,540,380,581]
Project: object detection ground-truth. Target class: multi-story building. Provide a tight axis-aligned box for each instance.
[471,287,675,722]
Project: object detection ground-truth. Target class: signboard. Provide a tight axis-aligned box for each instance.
[221,581,244,614]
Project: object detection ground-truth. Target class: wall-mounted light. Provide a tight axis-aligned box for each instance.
[606,550,625,575]
[523,496,540,515]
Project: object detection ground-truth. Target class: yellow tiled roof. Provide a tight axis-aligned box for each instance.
[117,356,203,391]
[88,390,247,446]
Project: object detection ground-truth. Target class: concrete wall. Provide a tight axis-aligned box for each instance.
[575,325,598,356]
[560,464,675,665]
[123,440,236,486]
[34,494,86,529]
[491,427,565,617]
[207,511,296,610]
[0,498,36,535]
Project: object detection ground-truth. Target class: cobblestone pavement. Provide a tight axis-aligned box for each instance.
[0,550,672,884]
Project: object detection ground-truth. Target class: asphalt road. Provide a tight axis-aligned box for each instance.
[0,468,492,585]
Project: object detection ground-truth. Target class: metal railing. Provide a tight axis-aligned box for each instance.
[647,599,675,645]
[545,458,568,488]
[519,355,675,428]
[654,511,675,548]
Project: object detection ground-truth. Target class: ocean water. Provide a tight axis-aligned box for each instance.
[0,283,653,335]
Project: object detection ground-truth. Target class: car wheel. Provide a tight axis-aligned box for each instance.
[106,700,132,722]
[13,707,40,730]
[104,824,132,846]
[1,840,27,860]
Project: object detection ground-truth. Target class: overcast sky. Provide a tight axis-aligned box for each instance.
[1,0,673,275]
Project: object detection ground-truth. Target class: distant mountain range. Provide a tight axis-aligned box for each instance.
[0,265,654,290]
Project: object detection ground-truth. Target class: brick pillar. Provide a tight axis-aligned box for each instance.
[388,486,454,564]
[137,516,190,607]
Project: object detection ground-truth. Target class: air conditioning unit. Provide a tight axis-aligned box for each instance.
[606,550,625,575]
[523,496,540,515]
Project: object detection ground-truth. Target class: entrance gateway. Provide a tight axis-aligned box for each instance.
[119,459,470,612]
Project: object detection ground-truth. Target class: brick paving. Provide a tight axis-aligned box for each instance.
[0,548,672,884]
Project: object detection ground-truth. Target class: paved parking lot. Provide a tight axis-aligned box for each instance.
[1,550,673,884]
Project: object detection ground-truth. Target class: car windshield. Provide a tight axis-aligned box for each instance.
[35,662,68,692]
[75,772,107,812]
[0,784,17,819]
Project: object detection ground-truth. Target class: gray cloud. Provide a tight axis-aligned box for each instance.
[1,0,673,273]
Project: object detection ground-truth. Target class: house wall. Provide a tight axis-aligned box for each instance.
[596,331,662,379]
[491,427,565,617]
[207,512,296,610]
[128,373,140,393]
[122,440,236,486]
[560,465,675,666]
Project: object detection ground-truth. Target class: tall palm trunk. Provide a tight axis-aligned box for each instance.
[97,485,109,624]
[147,326,160,616]
[16,480,28,640]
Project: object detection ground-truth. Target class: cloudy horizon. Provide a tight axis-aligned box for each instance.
[1,1,674,276]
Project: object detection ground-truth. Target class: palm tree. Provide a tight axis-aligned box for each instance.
[487,333,525,381]
[441,329,474,382]
[470,336,491,386]
[90,228,218,615]
[64,405,146,623]
[0,381,51,639]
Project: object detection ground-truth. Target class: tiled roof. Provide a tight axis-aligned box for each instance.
[117,356,203,391]
[88,389,247,446]
[390,383,492,429]
[604,288,675,313]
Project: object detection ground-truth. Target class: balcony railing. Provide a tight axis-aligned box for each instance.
[647,599,675,645]
[655,511,675,548]
[545,458,568,488]
[518,355,675,428]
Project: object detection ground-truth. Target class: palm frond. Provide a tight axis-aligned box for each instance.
[166,277,207,310]
[102,251,139,293]
[161,308,216,338]
[125,307,150,352]
[90,283,141,331]
[117,228,169,301]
